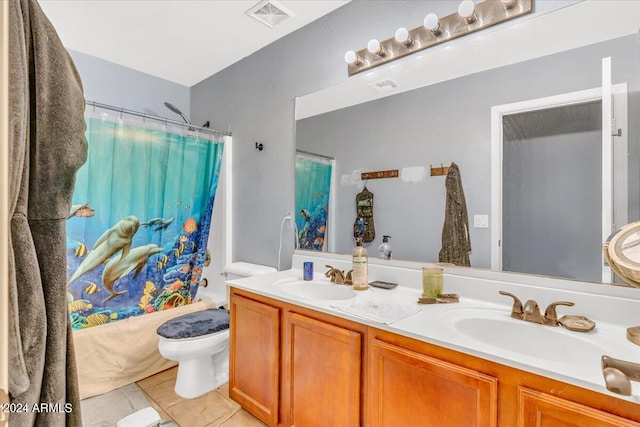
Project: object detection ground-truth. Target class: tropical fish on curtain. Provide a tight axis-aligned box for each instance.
[295,153,333,250]
[65,114,224,330]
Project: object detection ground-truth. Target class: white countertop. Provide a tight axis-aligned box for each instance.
[227,261,640,404]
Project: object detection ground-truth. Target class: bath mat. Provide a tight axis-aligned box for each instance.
[80,383,153,427]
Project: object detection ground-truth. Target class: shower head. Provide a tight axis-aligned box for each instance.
[164,102,191,124]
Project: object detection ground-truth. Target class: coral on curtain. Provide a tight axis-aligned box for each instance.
[66,109,224,330]
[295,152,333,250]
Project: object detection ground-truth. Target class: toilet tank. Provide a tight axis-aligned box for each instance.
[223,262,277,280]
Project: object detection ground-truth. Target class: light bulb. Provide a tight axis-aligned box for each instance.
[458,0,477,24]
[367,39,385,56]
[423,13,442,35]
[394,27,413,47]
[344,50,362,65]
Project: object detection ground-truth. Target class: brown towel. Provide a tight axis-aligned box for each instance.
[9,0,87,425]
[439,163,471,266]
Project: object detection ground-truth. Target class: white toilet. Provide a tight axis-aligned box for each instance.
[157,262,277,399]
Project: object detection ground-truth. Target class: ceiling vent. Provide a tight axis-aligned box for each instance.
[368,79,399,93]
[246,0,294,28]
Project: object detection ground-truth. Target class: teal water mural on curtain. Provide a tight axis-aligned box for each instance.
[295,153,332,250]
[66,114,224,330]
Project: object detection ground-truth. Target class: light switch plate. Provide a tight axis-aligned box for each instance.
[473,214,489,228]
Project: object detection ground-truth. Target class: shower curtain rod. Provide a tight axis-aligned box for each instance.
[85,100,232,137]
[296,149,334,161]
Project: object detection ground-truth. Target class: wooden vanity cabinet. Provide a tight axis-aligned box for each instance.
[369,328,640,427]
[282,312,363,427]
[230,288,640,427]
[368,338,498,427]
[518,387,640,427]
[229,288,367,427]
[229,293,280,426]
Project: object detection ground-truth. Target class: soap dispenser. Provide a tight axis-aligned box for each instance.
[352,237,369,291]
[378,235,392,260]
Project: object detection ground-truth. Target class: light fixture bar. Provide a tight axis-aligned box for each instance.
[346,0,533,76]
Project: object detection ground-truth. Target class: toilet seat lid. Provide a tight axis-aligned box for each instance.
[157,308,229,339]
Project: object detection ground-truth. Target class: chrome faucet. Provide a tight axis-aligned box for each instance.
[499,291,574,326]
[602,355,640,396]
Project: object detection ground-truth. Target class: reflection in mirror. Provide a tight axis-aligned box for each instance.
[295,2,640,286]
[501,102,603,283]
[294,151,334,252]
[606,222,640,288]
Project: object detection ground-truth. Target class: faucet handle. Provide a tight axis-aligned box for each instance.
[325,265,345,284]
[344,270,353,285]
[602,355,640,395]
[603,355,640,382]
[499,291,523,319]
[543,301,575,326]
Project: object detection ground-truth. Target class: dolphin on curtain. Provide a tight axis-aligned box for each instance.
[101,243,163,302]
[67,215,140,286]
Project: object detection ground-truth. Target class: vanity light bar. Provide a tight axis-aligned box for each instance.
[345,0,533,76]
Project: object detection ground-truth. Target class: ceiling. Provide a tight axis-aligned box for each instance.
[38,0,350,87]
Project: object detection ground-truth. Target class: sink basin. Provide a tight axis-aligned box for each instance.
[442,308,626,364]
[275,278,357,301]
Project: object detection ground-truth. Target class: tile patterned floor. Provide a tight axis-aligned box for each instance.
[136,367,266,427]
[80,367,266,426]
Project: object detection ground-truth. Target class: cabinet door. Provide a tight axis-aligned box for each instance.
[368,339,498,427]
[283,312,361,427]
[229,293,280,427]
[518,387,640,427]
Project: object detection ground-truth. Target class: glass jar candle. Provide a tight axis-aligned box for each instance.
[422,267,443,298]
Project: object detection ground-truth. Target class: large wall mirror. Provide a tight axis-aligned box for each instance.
[295,1,640,286]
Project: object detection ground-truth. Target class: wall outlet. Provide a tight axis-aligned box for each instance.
[473,214,489,228]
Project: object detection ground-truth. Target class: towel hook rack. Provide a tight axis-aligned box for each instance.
[360,169,399,180]
[430,163,450,177]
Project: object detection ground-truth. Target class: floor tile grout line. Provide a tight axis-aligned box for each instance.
[135,370,178,392]
[136,385,179,423]
[137,375,186,411]
[207,405,241,427]
[131,375,263,426]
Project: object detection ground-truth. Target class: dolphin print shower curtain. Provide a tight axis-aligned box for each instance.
[66,109,224,330]
[295,152,333,251]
